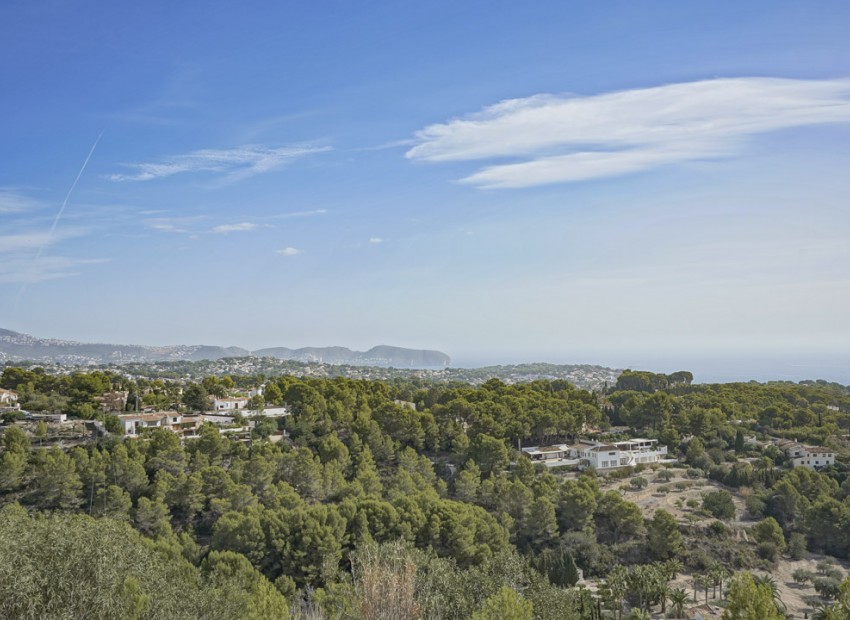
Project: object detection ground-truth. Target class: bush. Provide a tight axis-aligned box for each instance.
[752,518,785,552]
[687,468,703,479]
[1,411,24,423]
[757,542,778,562]
[702,490,736,520]
[824,568,845,582]
[629,477,648,490]
[708,520,729,538]
[814,577,842,600]
[656,469,674,482]
[787,533,807,560]
[791,568,814,584]
[744,494,766,519]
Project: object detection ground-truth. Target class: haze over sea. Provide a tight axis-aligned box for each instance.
[452,351,850,385]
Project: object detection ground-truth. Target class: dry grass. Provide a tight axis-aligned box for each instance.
[352,542,421,620]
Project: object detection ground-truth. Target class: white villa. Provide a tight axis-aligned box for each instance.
[522,438,669,470]
[212,397,249,411]
[778,441,836,469]
[580,438,668,470]
[118,412,202,438]
[0,388,19,408]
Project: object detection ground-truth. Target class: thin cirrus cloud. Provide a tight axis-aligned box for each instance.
[0,189,45,213]
[109,144,332,182]
[405,77,850,188]
[276,247,303,256]
[0,255,110,285]
[0,228,107,284]
[211,222,258,234]
[368,237,383,244]
[0,228,88,254]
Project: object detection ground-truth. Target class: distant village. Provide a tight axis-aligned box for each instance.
[0,384,288,444]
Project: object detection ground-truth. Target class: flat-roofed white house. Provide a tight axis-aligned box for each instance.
[521,444,582,467]
[118,412,202,438]
[522,438,668,470]
[780,442,836,469]
[212,397,249,411]
[580,438,668,470]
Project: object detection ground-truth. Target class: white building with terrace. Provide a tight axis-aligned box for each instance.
[580,438,668,470]
[522,438,669,470]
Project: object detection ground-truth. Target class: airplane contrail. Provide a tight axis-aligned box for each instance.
[15,130,105,304]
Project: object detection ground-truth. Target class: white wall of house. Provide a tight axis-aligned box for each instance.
[791,450,835,469]
[580,439,668,470]
[213,398,249,411]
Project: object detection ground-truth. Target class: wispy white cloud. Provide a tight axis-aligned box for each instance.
[276,247,303,256]
[369,237,383,244]
[0,255,110,284]
[406,77,850,188]
[211,222,257,233]
[0,189,45,214]
[0,229,87,254]
[141,214,211,234]
[0,227,106,284]
[277,208,327,218]
[110,144,332,182]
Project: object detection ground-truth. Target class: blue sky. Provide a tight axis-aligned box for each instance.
[2,1,850,380]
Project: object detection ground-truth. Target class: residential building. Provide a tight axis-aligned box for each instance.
[580,438,668,470]
[779,441,836,469]
[0,388,19,407]
[521,444,581,467]
[212,397,249,411]
[98,390,129,412]
[26,412,67,423]
[521,438,669,470]
[118,412,202,438]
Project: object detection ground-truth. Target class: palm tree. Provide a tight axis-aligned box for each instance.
[706,566,729,599]
[811,602,842,620]
[664,558,683,581]
[716,567,731,600]
[606,564,628,620]
[668,588,689,619]
[753,574,786,610]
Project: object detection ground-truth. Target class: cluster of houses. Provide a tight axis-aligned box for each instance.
[116,408,290,439]
[115,384,289,438]
[1,382,289,440]
[522,438,672,471]
[522,436,840,472]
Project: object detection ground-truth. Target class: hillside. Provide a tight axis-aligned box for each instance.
[0,328,450,368]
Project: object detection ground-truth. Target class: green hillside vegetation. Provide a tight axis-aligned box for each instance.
[1,366,850,618]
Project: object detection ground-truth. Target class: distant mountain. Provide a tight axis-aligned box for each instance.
[254,344,451,367]
[0,329,450,368]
